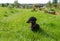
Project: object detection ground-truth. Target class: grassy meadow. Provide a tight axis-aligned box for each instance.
[0,7,60,41]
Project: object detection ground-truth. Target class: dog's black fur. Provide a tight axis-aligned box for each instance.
[27,17,40,32]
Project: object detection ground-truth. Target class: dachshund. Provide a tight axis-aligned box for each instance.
[27,17,40,32]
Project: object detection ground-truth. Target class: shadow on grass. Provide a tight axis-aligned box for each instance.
[34,28,58,41]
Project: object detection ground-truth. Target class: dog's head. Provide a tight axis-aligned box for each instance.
[27,17,37,23]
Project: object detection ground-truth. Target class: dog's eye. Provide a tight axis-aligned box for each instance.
[30,21,32,22]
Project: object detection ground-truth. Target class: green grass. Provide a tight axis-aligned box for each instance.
[0,7,60,41]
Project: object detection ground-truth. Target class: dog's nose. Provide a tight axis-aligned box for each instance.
[27,20,32,23]
[26,20,30,23]
[26,21,29,23]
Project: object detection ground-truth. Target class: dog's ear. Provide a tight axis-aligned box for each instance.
[34,18,37,21]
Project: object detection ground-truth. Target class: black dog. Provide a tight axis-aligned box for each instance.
[27,17,40,32]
